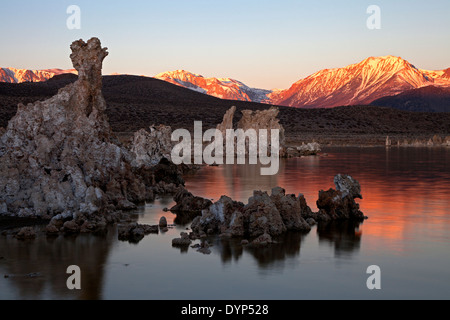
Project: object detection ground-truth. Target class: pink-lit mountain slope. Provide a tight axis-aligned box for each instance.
[269,56,450,108]
[0,68,77,83]
[154,70,271,103]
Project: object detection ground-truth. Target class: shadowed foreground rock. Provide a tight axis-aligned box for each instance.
[189,174,366,243]
[118,222,159,243]
[0,38,184,235]
[170,187,213,214]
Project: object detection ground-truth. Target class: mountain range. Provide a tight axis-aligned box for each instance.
[1,73,449,145]
[0,67,77,83]
[2,55,450,111]
[155,70,271,103]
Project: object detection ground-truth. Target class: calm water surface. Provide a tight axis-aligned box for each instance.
[0,147,449,300]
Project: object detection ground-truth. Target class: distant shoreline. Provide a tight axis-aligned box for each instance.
[1,75,449,148]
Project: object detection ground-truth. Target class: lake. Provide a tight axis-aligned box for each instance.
[0,146,449,300]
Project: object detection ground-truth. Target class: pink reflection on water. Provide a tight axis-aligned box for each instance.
[184,148,450,254]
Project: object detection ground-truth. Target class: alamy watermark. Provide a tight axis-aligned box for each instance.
[171,121,280,176]
[366,265,381,290]
[367,5,381,30]
[66,5,81,30]
[66,265,81,290]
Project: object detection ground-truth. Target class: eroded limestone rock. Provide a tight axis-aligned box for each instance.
[170,187,213,214]
[315,174,365,221]
[118,222,159,243]
[0,38,183,228]
[216,105,236,135]
[190,175,366,243]
[216,106,286,157]
[130,125,173,167]
[191,187,312,240]
[334,174,362,199]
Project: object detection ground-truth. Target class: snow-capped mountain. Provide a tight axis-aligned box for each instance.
[3,56,449,109]
[269,56,450,108]
[154,70,271,102]
[0,67,77,83]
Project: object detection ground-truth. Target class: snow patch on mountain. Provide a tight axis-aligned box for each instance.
[155,70,272,103]
[0,67,77,83]
[269,55,450,108]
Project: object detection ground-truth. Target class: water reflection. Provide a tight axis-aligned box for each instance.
[243,232,306,269]
[316,220,363,258]
[0,228,115,299]
[186,147,450,247]
[1,147,449,299]
[182,221,362,270]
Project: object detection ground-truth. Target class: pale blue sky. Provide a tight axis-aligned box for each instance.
[1,0,449,89]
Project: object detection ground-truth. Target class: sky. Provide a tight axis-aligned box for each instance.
[1,0,449,89]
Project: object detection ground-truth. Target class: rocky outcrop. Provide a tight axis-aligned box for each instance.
[191,187,312,240]
[190,195,245,237]
[170,187,212,214]
[396,135,450,147]
[217,106,325,157]
[237,107,286,157]
[0,38,183,228]
[386,136,392,147]
[130,125,173,167]
[334,174,362,199]
[445,136,450,146]
[270,187,311,231]
[216,106,286,157]
[159,216,167,228]
[172,232,192,247]
[118,222,159,243]
[150,158,185,193]
[15,227,36,240]
[315,174,366,221]
[190,175,365,242]
[286,142,321,157]
[216,105,236,135]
